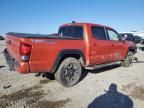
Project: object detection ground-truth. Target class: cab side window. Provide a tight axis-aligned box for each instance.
[91,26,107,40]
[107,29,120,41]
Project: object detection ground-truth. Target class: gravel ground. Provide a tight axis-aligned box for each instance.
[0,40,144,108]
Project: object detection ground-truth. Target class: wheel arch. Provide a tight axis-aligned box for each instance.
[124,46,135,59]
[50,49,85,73]
[128,47,136,53]
[127,46,137,56]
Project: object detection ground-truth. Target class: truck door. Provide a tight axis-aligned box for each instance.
[106,28,124,61]
[90,26,113,65]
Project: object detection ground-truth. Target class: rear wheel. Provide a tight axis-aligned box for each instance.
[121,51,134,67]
[55,57,82,87]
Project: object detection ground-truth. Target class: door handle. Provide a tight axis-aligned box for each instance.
[93,43,99,46]
[112,44,115,46]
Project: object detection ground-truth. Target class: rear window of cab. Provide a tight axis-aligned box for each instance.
[58,26,83,39]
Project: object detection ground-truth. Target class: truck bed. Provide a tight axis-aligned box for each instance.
[6,32,82,40]
[5,32,84,74]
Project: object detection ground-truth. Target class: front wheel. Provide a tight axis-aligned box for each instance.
[55,57,82,87]
[121,51,134,67]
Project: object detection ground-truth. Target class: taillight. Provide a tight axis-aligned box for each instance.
[20,42,31,62]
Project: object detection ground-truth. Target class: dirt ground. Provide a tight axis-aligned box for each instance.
[0,40,144,108]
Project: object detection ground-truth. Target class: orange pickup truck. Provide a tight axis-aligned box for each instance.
[4,22,136,87]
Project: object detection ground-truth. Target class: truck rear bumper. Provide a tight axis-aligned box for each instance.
[4,49,30,74]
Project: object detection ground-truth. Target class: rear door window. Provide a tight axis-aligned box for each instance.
[58,26,83,39]
[91,26,107,40]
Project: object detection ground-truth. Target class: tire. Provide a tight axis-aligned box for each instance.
[121,51,134,67]
[55,57,82,87]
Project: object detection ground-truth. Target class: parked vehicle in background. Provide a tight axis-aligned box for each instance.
[0,36,4,40]
[141,38,144,44]
[134,35,142,44]
[4,22,137,87]
[120,33,135,43]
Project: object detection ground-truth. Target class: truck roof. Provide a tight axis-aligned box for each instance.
[61,22,113,30]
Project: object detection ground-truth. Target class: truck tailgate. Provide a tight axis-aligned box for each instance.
[5,35,21,62]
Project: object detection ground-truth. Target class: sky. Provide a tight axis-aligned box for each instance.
[0,0,144,36]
